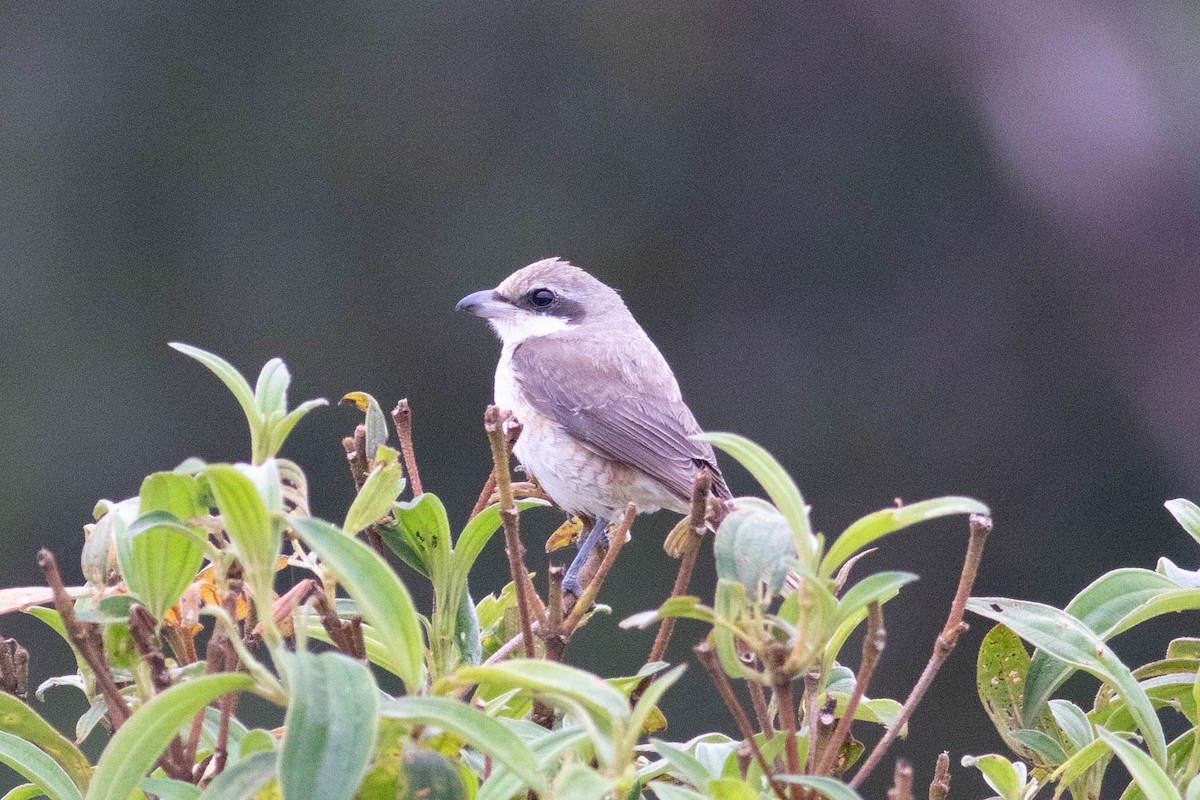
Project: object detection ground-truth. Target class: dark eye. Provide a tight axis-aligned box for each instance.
[528,288,556,308]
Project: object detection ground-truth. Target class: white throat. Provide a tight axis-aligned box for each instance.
[489,313,575,346]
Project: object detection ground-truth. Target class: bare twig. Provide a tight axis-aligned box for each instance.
[929,752,951,800]
[749,679,775,737]
[391,399,424,496]
[37,550,131,728]
[888,760,914,800]
[696,642,789,800]
[484,406,543,657]
[775,675,801,800]
[533,565,567,729]
[470,470,497,520]
[560,505,636,634]
[850,514,992,789]
[313,591,355,655]
[128,604,191,780]
[647,469,712,665]
[342,426,370,490]
[803,670,822,774]
[815,602,885,775]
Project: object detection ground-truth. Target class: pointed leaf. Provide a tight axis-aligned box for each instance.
[697,433,816,562]
[1096,729,1181,800]
[1166,499,1200,546]
[835,571,918,622]
[280,651,378,800]
[169,343,259,429]
[0,731,81,800]
[291,516,424,692]
[820,497,989,578]
[198,751,277,800]
[628,666,685,747]
[453,660,629,724]
[253,358,290,418]
[960,754,1026,800]
[381,696,546,793]
[0,691,91,793]
[205,463,280,590]
[1024,568,1184,718]
[117,510,205,621]
[968,597,1166,765]
[344,461,404,535]
[85,673,252,800]
[265,398,328,458]
[140,778,199,800]
[340,392,390,465]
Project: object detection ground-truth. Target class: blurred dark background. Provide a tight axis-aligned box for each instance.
[3,2,1200,795]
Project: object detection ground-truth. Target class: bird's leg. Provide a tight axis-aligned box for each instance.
[562,516,609,596]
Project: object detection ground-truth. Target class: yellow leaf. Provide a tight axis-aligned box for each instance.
[545,517,584,553]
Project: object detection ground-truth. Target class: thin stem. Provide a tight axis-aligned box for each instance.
[128,605,191,780]
[391,399,424,496]
[695,642,788,800]
[803,670,821,774]
[648,469,713,665]
[775,677,801,800]
[749,679,775,737]
[815,602,885,775]
[484,405,543,658]
[470,470,497,520]
[850,513,992,790]
[37,550,131,728]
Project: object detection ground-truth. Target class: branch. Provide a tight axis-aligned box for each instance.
[37,550,131,728]
[695,642,788,800]
[850,513,992,789]
[815,602,885,775]
[391,399,424,496]
[484,406,543,657]
[887,760,913,800]
[128,604,191,780]
[648,468,713,665]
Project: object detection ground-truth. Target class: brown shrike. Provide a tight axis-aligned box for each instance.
[456,258,730,593]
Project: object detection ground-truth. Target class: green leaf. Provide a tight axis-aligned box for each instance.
[1011,729,1069,766]
[477,727,586,800]
[1097,728,1181,800]
[266,397,328,458]
[714,497,794,598]
[382,696,547,793]
[117,509,205,621]
[205,463,280,590]
[650,740,713,787]
[820,497,989,578]
[968,597,1167,765]
[1048,699,1094,750]
[140,778,200,800]
[697,432,817,563]
[400,748,468,800]
[2,784,49,800]
[253,358,290,418]
[85,672,253,800]
[835,571,918,622]
[339,392,390,465]
[0,731,81,800]
[1024,568,1186,718]
[713,580,749,678]
[551,764,613,800]
[344,461,404,534]
[775,775,866,800]
[452,500,549,586]
[169,343,259,432]
[453,661,629,725]
[646,783,708,800]
[0,691,91,793]
[960,754,1027,800]
[620,596,714,630]
[1166,499,1200,546]
[628,667,685,748]
[291,516,424,692]
[280,651,379,800]
[1048,737,1110,792]
[198,751,277,800]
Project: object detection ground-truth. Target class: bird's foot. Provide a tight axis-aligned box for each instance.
[563,517,609,596]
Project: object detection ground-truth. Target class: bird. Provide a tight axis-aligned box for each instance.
[455,257,731,594]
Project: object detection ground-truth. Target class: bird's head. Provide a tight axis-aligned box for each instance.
[455,258,628,345]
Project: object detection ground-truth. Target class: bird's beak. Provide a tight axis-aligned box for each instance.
[455,289,512,318]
